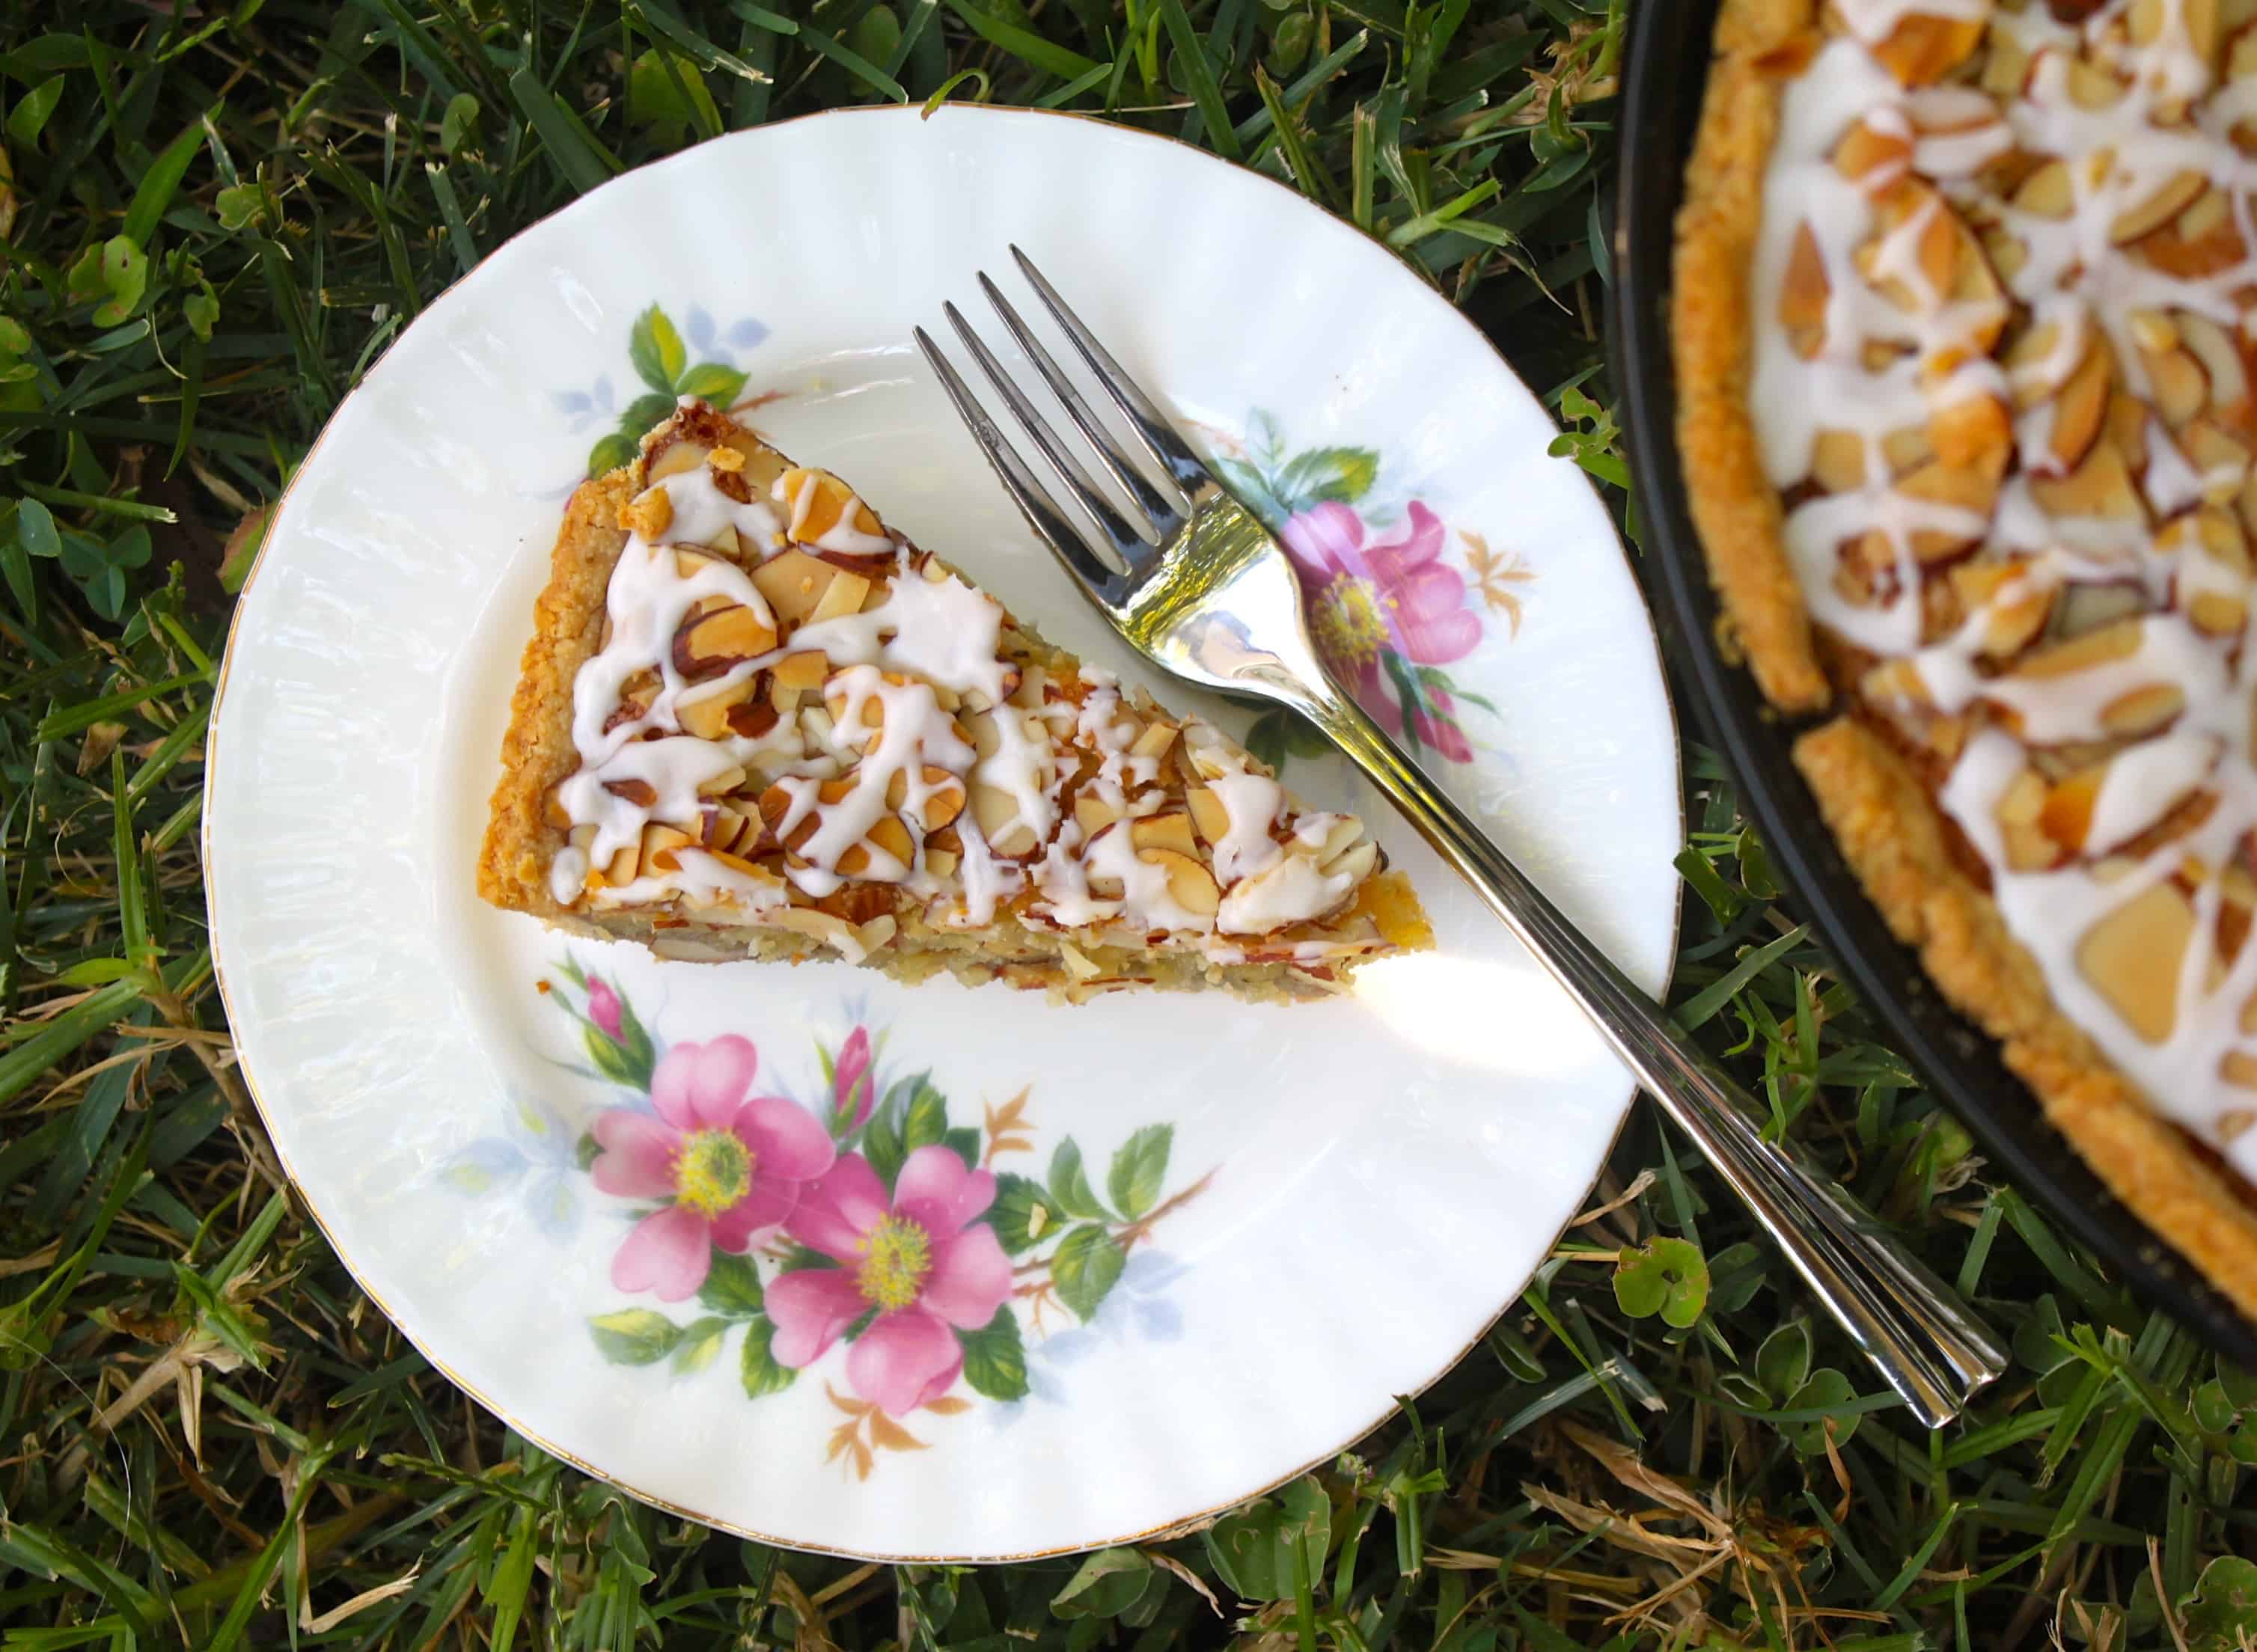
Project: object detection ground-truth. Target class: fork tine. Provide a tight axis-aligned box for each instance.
[1010,245,1213,497]
[913,326,1122,602]
[941,301,1154,569]
[974,272,1182,548]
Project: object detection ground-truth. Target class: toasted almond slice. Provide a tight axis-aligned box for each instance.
[673,605,778,679]
[603,777,658,808]
[868,814,914,863]
[2015,615,2144,679]
[1131,720,1179,760]
[1812,429,1867,493]
[2014,158,2073,218]
[1140,847,1223,917]
[2030,438,2142,518]
[808,569,871,624]
[2076,881,2195,1042]
[2101,682,2187,735]
[640,823,694,875]
[2046,342,2113,472]
[1130,811,1197,857]
[1950,561,2056,657]
[925,848,959,878]
[763,905,859,952]
[772,650,828,692]
[1930,394,2009,471]
[1075,791,1123,837]
[776,467,886,550]
[1871,11,1983,84]
[750,548,838,625]
[648,441,712,480]
[2038,764,2101,851]
[1780,222,1830,359]
[972,783,1039,857]
[1324,841,1380,886]
[1834,116,1912,189]
[1185,786,1231,845]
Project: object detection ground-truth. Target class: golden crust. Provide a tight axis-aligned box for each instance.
[1677,0,2257,1315]
[1796,718,2257,1318]
[1673,0,1832,714]
[476,466,636,921]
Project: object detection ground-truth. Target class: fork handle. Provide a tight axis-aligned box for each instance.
[1296,685,2008,1428]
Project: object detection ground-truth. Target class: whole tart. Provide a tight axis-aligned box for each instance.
[1675,0,2257,1315]
[479,401,1432,1004]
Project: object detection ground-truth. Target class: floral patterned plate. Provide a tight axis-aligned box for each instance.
[204,106,1681,1560]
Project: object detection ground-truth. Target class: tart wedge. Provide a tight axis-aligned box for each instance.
[478,401,1432,1002]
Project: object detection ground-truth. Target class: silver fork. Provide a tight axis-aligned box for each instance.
[915,248,2009,1428]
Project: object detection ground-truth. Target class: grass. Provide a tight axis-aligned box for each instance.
[1,0,2254,1647]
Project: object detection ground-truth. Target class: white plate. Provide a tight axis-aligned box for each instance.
[206,105,1680,1561]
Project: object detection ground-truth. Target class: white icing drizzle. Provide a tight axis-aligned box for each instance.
[1754,0,2257,1165]
[1206,772,1286,882]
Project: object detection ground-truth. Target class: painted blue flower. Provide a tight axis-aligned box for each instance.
[437,1089,587,1240]
[989,1250,1188,1428]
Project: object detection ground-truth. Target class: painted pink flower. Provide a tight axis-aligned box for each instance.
[590,1035,834,1302]
[831,1027,875,1132]
[1280,501,1480,750]
[585,976,624,1041]
[766,1146,1013,1416]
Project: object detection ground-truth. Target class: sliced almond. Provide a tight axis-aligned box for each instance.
[1323,841,1380,886]
[2110,168,2206,244]
[647,441,711,481]
[1185,786,1231,845]
[640,823,694,875]
[678,676,758,741]
[925,848,960,878]
[1130,721,1179,761]
[808,569,872,624]
[1833,116,1912,189]
[776,467,886,549]
[1075,791,1123,837]
[2030,437,2142,519]
[772,650,829,692]
[2013,158,2073,218]
[2045,342,2112,473]
[2015,615,2144,679]
[972,784,1039,858]
[1139,847,1222,917]
[2101,682,2186,735]
[1129,811,1197,857]
[1871,12,1983,85]
[603,777,658,808]
[750,548,838,625]
[1780,222,1830,360]
[2076,881,2195,1042]
[673,604,778,679]
[1812,429,1867,493]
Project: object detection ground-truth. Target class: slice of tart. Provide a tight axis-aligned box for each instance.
[478,400,1432,1003]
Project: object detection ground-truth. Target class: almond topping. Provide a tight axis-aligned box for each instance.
[672,604,778,679]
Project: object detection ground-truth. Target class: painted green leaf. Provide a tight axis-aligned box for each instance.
[1204,1475,1330,1601]
[589,1309,684,1365]
[1049,1224,1125,1322]
[1212,455,1286,527]
[1755,1320,1811,1401]
[985,1172,1054,1255]
[1272,446,1378,512]
[1050,1548,1152,1620]
[941,1126,981,1169]
[698,1250,764,1319]
[2180,1554,2257,1649]
[1046,1139,1111,1222]
[900,1074,949,1154]
[739,1316,795,1398]
[863,1095,905,1190]
[587,432,637,479]
[1613,1237,1709,1329]
[671,1316,729,1376]
[1105,1125,1172,1220]
[1783,1368,1862,1454]
[619,390,677,437]
[1243,710,1292,776]
[628,305,687,394]
[958,1305,1028,1401]
[676,362,747,406]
